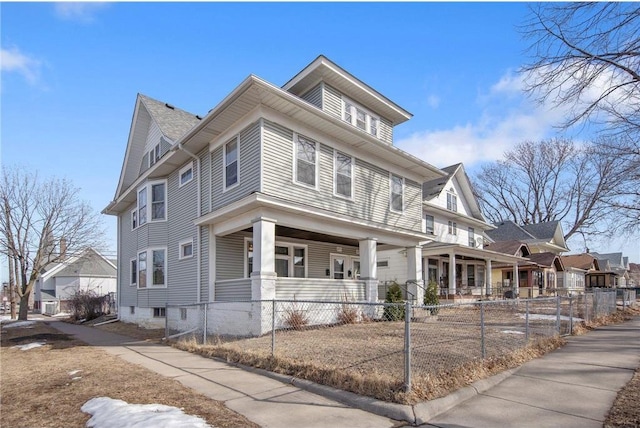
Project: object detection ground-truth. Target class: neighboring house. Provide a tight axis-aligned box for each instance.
[559,254,599,294]
[34,248,117,315]
[486,220,569,255]
[103,55,447,330]
[379,163,525,298]
[589,252,631,287]
[628,263,639,287]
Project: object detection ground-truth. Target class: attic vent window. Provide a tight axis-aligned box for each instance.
[342,97,380,138]
[164,103,175,110]
[447,193,458,212]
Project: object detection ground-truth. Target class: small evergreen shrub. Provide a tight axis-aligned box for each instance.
[424,281,440,315]
[383,281,405,321]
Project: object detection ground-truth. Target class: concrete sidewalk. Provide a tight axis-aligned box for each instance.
[49,317,640,428]
[49,321,399,428]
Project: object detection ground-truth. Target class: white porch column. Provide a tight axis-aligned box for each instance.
[513,263,520,298]
[251,217,277,301]
[485,259,492,296]
[406,246,424,304]
[449,253,456,295]
[359,238,378,302]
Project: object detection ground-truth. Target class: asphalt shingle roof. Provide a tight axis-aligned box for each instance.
[560,254,597,270]
[139,94,201,143]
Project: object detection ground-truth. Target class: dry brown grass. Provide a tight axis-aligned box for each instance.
[605,366,640,428]
[91,320,165,341]
[0,321,258,428]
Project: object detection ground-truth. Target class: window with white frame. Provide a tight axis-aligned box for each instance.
[179,162,194,187]
[224,137,238,189]
[342,98,380,137]
[153,307,166,318]
[130,259,137,286]
[137,180,166,225]
[390,174,404,212]
[447,192,458,212]
[131,209,137,230]
[149,144,161,167]
[425,215,435,234]
[137,248,166,288]
[294,134,317,188]
[179,239,193,260]
[468,227,475,247]
[448,221,457,235]
[334,151,353,199]
[245,240,306,278]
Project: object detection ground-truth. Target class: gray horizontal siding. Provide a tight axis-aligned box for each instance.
[215,234,245,280]
[300,83,323,109]
[275,279,365,301]
[119,206,138,307]
[200,226,209,302]
[214,279,251,301]
[199,147,210,215]
[211,122,261,211]
[323,84,342,118]
[261,120,422,232]
[137,288,168,307]
[379,117,393,145]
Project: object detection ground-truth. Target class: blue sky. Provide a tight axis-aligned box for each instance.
[1,2,637,283]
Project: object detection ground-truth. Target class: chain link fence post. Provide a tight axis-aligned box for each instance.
[202,303,208,345]
[480,301,486,358]
[569,296,573,335]
[165,303,169,340]
[271,299,276,357]
[556,296,561,335]
[404,301,411,393]
[525,299,530,341]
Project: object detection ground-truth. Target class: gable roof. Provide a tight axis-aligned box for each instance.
[522,221,561,241]
[486,220,569,253]
[527,252,564,270]
[589,252,626,269]
[40,248,116,280]
[113,94,200,200]
[561,254,599,271]
[484,240,531,257]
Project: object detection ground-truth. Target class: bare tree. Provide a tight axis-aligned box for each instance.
[473,138,625,242]
[0,167,104,320]
[521,3,640,137]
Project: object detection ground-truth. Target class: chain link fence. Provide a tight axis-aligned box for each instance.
[166,288,625,400]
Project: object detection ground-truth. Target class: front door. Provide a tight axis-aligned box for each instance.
[330,255,360,279]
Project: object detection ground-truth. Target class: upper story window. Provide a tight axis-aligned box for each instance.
[390,174,404,213]
[179,162,194,187]
[179,239,193,260]
[334,151,353,199]
[224,137,239,190]
[448,221,457,235]
[447,192,458,212]
[136,180,167,227]
[149,143,161,168]
[468,227,475,247]
[131,209,137,230]
[294,134,318,188]
[342,98,379,137]
[425,215,435,234]
[130,258,137,286]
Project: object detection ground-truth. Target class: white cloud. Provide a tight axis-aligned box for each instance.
[54,2,109,23]
[0,47,42,84]
[426,94,440,109]
[396,70,571,169]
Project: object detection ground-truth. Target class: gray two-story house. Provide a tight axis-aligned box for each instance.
[104,56,445,330]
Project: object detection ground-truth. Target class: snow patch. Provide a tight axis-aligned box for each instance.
[2,320,37,329]
[52,312,72,318]
[501,330,524,335]
[13,342,45,351]
[69,369,83,376]
[71,376,82,381]
[81,397,212,428]
[519,314,580,322]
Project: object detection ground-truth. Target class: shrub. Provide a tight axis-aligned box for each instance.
[283,303,309,330]
[337,293,359,324]
[383,281,405,321]
[69,290,107,321]
[424,281,440,315]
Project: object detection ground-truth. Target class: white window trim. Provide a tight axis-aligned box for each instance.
[425,214,435,235]
[292,133,319,190]
[333,150,354,200]
[179,161,194,188]
[149,143,161,168]
[389,173,404,214]
[447,191,458,212]
[329,253,360,279]
[131,209,138,231]
[341,96,380,138]
[448,221,457,235]
[223,135,240,192]
[244,237,308,278]
[136,179,168,226]
[137,247,168,289]
[130,258,137,286]
[179,238,194,260]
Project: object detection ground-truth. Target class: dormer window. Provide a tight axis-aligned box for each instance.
[342,98,379,137]
[447,192,458,212]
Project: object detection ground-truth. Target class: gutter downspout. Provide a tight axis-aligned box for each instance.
[174,143,202,303]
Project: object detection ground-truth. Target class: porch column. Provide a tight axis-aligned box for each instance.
[251,217,277,301]
[406,245,424,304]
[359,238,378,302]
[485,259,492,296]
[449,253,456,295]
[513,263,519,298]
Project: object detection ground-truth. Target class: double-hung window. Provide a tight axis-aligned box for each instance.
[151,183,166,220]
[224,137,238,189]
[335,151,353,199]
[149,144,161,167]
[448,221,457,235]
[390,174,404,213]
[130,259,137,286]
[245,240,306,278]
[468,227,475,247]
[137,248,166,288]
[447,192,458,212]
[131,209,138,230]
[152,249,166,286]
[137,181,166,226]
[295,134,317,188]
[138,251,147,288]
[138,187,147,226]
[425,215,435,234]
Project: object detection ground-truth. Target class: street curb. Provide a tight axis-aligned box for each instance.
[228,360,518,425]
